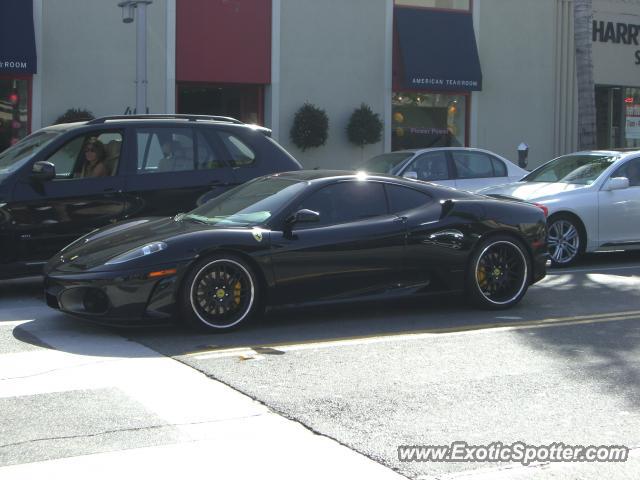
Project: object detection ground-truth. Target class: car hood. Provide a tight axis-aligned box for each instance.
[49,216,261,273]
[480,181,587,200]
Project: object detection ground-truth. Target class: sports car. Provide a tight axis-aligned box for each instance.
[44,171,548,332]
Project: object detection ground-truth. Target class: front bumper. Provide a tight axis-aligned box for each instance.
[44,262,190,326]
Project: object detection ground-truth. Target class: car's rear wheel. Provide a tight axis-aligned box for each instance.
[547,214,584,267]
[180,254,261,332]
[467,236,530,309]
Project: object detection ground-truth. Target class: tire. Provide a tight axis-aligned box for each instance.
[547,214,584,267]
[466,235,531,310]
[179,254,262,332]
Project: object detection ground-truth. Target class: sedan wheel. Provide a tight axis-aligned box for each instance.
[181,255,259,331]
[547,216,582,267]
[468,237,530,309]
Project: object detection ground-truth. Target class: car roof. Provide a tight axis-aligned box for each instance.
[44,114,271,134]
[269,170,471,196]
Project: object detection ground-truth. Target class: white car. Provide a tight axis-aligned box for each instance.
[480,150,640,266]
[360,147,528,192]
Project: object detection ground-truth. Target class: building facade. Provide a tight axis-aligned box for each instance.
[2,0,639,169]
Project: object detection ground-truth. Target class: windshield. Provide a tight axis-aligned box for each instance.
[523,153,619,185]
[183,176,306,227]
[360,152,414,174]
[0,130,62,175]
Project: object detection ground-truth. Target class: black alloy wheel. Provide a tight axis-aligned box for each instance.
[181,255,259,331]
[467,236,530,309]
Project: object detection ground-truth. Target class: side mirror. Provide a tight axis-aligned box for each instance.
[403,171,418,180]
[31,161,56,182]
[604,176,629,191]
[286,209,320,226]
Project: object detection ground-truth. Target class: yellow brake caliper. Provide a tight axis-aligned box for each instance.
[234,281,242,305]
[477,266,487,288]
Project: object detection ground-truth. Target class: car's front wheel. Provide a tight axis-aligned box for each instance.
[467,236,531,309]
[547,214,584,267]
[180,254,261,332]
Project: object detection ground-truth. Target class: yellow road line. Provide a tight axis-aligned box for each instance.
[186,310,640,359]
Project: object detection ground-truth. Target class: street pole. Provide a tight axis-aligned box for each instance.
[136,1,148,114]
[118,0,152,115]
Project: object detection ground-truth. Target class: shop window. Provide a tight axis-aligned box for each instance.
[394,0,470,11]
[0,79,29,152]
[392,92,467,150]
[178,84,262,125]
[624,87,640,149]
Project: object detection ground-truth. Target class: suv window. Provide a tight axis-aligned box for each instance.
[196,131,223,169]
[216,131,256,166]
[46,131,122,179]
[404,151,450,181]
[452,151,495,179]
[296,181,387,228]
[385,184,432,214]
[136,128,196,174]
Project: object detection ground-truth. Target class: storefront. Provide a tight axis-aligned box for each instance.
[592,6,640,150]
[175,0,270,124]
[391,1,481,150]
[0,0,37,151]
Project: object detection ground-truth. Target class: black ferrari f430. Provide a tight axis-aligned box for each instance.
[44,171,548,331]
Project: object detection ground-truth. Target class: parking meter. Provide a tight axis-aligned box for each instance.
[517,143,529,169]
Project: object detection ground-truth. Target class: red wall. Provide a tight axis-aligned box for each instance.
[176,0,271,84]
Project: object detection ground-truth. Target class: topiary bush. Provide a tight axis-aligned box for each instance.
[347,103,383,148]
[54,108,95,125]
[290,103,329,151]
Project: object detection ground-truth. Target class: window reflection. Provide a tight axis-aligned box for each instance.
[392,92,466,150]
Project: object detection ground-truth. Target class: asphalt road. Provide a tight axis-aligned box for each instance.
[2,250,640,479]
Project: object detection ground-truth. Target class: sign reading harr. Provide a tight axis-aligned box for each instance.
[593,20,640,65]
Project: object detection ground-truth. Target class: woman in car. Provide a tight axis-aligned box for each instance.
[77,138,109,178]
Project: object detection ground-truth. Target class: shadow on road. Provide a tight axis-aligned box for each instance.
[515,266,640,409]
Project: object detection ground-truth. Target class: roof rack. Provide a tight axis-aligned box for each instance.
[86,114,245,125]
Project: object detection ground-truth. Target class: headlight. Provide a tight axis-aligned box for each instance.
[105,241,167,265]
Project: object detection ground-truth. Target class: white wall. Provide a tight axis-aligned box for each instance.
[474,0,558,168]
[40,0,168,126]
[276,0,389,169]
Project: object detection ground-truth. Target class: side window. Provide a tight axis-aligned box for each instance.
[46,131,122,180]
[385,184,432,214]
[452,151,495,179]
[216,131,256,166]
[196,131,223,170]
[490,157,508,177]
[612,158,640,187]
[405,152,450,181]
[136,128,195,174]
[296,182,388,228]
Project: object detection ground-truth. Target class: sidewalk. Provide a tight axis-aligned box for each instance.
[0,315,404,479]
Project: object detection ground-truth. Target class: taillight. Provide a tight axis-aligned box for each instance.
[533,202,548,218]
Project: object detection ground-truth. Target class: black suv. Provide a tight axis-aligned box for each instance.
[0,115,301,278]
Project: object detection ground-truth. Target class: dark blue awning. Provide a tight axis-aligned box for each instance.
[0,0,37,75]
[395,8,482,92]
